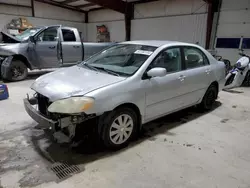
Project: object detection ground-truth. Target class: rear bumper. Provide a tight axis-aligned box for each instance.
[23,98,57,129]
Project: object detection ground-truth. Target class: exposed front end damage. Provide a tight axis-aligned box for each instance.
[24,92,97,144]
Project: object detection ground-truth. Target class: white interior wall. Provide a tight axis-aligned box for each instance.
[34,1,85,22]
[86,0,207,45]
[134,0,207,19]
[132,0,208,47]
[87,9,125,42]
[215,0,250,63]
[0,0,86,37]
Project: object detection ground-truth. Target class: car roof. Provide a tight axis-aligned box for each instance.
[120,40,197,48]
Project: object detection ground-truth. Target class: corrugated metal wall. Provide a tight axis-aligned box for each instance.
[87,0,208,46]
[131,0,208,47]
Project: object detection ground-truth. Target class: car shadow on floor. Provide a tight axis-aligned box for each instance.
[30,101,222,168]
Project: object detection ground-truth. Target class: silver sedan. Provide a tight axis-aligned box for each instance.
[24,40,226,149]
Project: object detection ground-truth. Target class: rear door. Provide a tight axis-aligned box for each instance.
[60,27,83,65]
[180,46,214,106]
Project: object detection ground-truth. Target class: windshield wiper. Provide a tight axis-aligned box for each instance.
[91,66,120,77]
[82,63,98,71]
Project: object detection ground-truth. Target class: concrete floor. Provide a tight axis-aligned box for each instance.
[1,74,250,188]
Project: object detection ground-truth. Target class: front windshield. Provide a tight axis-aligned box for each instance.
[15,28,41,41]
[81,44,157,77]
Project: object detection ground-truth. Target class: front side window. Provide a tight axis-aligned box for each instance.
[37,27,58,42]
[149,47,182,73]
[80,44,157,76]
[184,47,209,69]
[62,29,76,42]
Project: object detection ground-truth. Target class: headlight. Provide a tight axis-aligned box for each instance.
[48,97,94,114]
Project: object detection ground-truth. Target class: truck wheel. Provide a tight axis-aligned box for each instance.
[100,107,138,150]
[8,60,28,81]
[199,84,218,111]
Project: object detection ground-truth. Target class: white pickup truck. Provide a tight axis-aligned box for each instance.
[0,25,114,81]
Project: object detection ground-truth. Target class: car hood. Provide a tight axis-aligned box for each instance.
[0,31,21,43]
[31,65,126,101]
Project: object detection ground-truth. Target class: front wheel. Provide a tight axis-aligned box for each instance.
[6,60,28,81]
[199,85,218,111]
[100,107,138,150]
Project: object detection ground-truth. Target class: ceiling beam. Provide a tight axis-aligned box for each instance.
[61,0,79,4]
[85,0,128,13]
[34,0,86,13]
[78,3,96,9]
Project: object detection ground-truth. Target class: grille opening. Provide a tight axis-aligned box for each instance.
[37,93,51,116]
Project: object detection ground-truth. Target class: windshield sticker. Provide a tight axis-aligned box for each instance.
[134,50,153,56]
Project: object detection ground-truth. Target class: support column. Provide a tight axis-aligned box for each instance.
[125,3,133,41]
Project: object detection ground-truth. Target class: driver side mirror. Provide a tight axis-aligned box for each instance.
[147,67,167,78]
[29,35,36,43]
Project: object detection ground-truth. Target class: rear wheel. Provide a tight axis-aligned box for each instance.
[7,60,28,81]
[242,71,250,86]
[100,107,138,150]
[199,84,218,111]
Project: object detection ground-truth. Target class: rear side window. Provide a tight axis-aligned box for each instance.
[216,38,240,48]
[62,29,76,42]
[183,47,209,69]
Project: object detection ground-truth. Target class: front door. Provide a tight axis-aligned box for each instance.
[28,26,60,68]
[143,47,187,121]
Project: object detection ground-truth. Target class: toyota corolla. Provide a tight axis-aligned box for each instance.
[24,40,225,149]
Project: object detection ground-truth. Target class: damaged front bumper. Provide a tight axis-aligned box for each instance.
[23,97,57,129]
[24,95,97,130]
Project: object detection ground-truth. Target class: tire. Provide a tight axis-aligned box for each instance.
[99,107,138,150]
[6,60,28,81]
[199,84,218,111]
[242,71,250,87]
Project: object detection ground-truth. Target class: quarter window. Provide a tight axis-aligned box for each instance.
[183,47,209,69]
[37,27,58,42]
[149,47,182,73]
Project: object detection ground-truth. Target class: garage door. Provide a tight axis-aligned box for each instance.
[215,0,250,64]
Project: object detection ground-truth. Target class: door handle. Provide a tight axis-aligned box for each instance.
[49,46,56,49]
[205,69,211,74]
[73,46,80,48]
[178,75,186,81]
